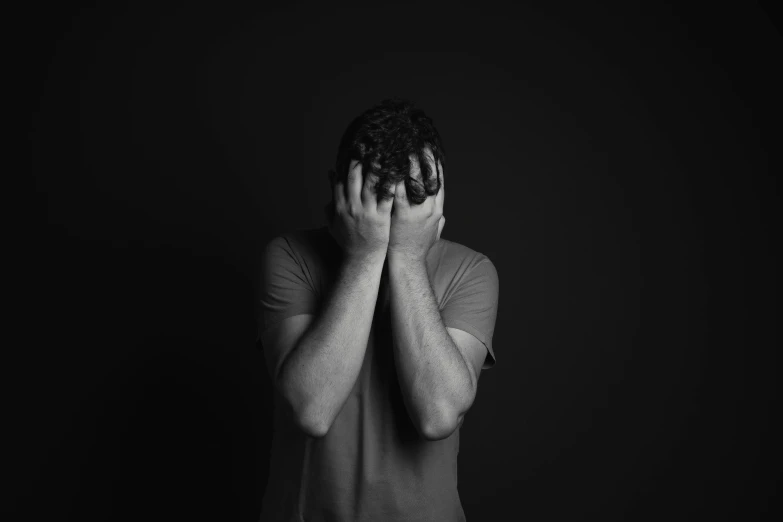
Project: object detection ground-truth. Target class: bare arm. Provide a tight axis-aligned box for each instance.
[277,251,385,437]
[387,254,475,441]
[384,155,475,440]
[277,160,393,437]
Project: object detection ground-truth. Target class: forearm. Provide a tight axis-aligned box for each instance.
[279,252,385,436]
[387,254,474,440]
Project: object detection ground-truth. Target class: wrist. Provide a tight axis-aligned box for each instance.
[387,250,427,270]
[345,249,387,268]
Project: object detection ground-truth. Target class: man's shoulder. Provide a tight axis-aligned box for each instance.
[275,225,328,241]
[266,225,336,268]
[434,237,494,274]
[269,225,330,250]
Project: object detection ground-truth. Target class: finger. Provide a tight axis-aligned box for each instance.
[361,168,379,209]
[394,179,409,210]
[331,169,346,212]
[347,160,363,210]
[377,186,394,215]
[434,160,444,216]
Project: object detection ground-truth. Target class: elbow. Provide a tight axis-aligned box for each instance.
[297,414,330,438]
[277,376,331,438]
[292,403,331,438]
[420,393,473,441]
[294,402,334,438]
[419,410,462,441]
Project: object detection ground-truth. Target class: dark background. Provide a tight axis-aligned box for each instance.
[18,1,779,520]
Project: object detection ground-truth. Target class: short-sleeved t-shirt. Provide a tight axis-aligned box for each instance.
[257,225,499,522]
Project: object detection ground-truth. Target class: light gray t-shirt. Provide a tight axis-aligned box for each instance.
[257,225,499,522]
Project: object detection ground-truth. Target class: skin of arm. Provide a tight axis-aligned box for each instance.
[384,152,480,441]
[387,253,477,441]
[277,250,385,437]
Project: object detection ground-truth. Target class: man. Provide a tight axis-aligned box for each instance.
[257,98,499,521]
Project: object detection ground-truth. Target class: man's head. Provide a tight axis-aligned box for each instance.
[325,98,446,222]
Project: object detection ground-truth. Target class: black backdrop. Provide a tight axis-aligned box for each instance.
[20,1,780,521]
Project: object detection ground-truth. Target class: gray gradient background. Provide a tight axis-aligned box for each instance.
[21,1,780,520]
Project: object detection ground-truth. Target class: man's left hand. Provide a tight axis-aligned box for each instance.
[388,160,445,263]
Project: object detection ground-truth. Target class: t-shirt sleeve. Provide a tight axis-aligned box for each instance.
[257,235,320,343]
[440,256,499,369]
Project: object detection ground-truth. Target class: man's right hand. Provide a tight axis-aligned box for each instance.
[328,160,394,261]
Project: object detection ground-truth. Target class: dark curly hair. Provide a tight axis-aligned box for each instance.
[327,98,445,212]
